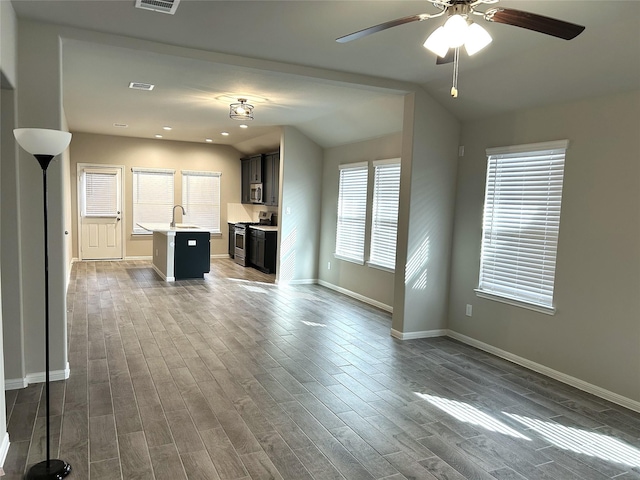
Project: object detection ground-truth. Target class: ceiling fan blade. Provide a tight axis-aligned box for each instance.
[485,8,585,40]
[336,14,427,43]
[436,48,455,65]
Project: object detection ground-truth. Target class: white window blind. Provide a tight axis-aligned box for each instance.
[182,170,221,233]
[335,162,368,264]
[369,159,401,270]
[82,169,118,216]
[132,167,175,234]
[477,140,568,313]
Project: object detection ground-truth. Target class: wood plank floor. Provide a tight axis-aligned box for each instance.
[5,258,640,479]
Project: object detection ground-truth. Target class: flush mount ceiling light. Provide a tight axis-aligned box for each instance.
[337,0,585,98]
[229,98,254,121]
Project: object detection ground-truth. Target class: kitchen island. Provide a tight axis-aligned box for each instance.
[138,223,211,281]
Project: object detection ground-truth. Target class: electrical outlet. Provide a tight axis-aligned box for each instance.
[465,304,473,317]
[327,261,331,270]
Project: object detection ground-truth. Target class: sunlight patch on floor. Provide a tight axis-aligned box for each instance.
[414,392,530,440]
[301,320,327,327]
[505,413,640,468]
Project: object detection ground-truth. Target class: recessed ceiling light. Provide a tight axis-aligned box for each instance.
[163,126,172,131]
[155,134,163,138]
[205,138,213,143]
[221,132,230,136]
[239,124,248,129]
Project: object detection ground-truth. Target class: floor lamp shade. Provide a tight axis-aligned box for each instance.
[14,128,72,156]
[14,127,72,480]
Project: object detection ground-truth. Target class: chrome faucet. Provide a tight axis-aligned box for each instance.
[170,205,186,228]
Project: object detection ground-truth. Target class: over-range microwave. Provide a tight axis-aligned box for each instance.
[250,183,263,204]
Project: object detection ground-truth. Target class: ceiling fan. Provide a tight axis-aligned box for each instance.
[337,0,585,97]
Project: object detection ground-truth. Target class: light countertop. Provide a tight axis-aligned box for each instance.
[137,223,212,234]
[249,225,278,232]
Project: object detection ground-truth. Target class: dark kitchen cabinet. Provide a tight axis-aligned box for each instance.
[248,227,277,274]
[174,232,210,280]
[228,223,235,258]
[263,151,280,206]
[249,154,263,183]
[241,158,251,204]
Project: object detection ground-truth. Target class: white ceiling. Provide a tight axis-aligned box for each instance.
[10,0,640,153]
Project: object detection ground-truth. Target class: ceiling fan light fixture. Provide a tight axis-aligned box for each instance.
[464,23,492,56]
[229,98,254,121]
[424,26,450,58]
[443,14,469,48]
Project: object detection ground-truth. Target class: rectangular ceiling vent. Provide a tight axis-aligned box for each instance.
[129,82,155,91]
[135,0,180,15]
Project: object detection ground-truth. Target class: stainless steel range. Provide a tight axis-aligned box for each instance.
[234,211,274,266]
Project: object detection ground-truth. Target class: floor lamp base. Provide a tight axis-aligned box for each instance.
[25,459,72,480]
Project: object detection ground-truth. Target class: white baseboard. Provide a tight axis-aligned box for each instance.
[317,280,393,313]
[125,256,153,261]
[211,254,229,259]
[151,264,174,282]
[447,330,640,414]
[6,363,70,390]
[282,279,317,286]
[390,328,447,340]
[4,377,28,391]
[0,432,9,468]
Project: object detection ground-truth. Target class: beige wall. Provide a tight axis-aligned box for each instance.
[69,132,243,259]
[0,0,17,87]
[392,90,460,335]
[0,0,16,454]
[17,20,69,377]
[279,126,323,283]
[448,90,640,404]
[319,133,402,310]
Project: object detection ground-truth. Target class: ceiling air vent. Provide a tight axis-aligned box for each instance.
[113,123,129,128]
[135,0,180,15]
[129,82,155,91]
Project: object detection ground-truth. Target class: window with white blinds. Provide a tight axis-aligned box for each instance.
[477,140,568,313]
[335,162,368,264]
[182,170,221,233]
[82,169,119,216]
[369,159,401,271]
[132,168,175,234]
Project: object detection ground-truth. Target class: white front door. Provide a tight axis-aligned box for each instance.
[79,165,123,260]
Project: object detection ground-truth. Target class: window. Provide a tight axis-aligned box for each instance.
[369,159,401,270]
[335,162,368,264]
[132,168,175,234]
[182,170,221,233]
[477,140,568,313]
[81,168,119,217]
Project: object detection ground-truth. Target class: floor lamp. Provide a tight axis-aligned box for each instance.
[14,128,72,480]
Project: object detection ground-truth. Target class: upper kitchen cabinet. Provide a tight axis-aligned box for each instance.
[264,151,280,206]
[249,154,264,183]
[241,158,251,204]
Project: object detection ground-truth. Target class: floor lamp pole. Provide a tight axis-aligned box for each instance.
[14,129,72,480]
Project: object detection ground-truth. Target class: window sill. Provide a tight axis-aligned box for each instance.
[334,253,364,266]
[366,261,395,273]
[475,289,556,315]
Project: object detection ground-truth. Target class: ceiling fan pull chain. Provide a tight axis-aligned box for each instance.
[451,47,460,98]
